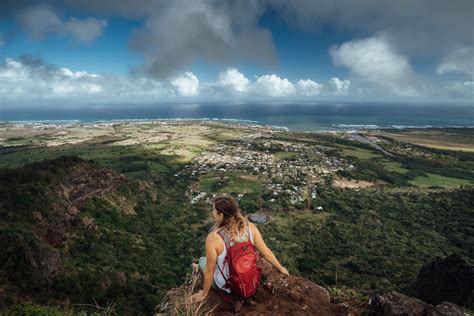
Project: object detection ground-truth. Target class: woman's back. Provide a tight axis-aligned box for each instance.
[212,223,254,291]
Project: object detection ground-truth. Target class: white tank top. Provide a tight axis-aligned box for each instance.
[214,225,254,292]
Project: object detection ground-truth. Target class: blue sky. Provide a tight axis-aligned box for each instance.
[0,0,473,106]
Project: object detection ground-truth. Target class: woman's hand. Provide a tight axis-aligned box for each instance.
[191,290,207,303]
[278,266,289,276]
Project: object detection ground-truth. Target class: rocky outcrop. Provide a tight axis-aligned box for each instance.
[414,254,474,308]
[162,254,474,316]
[367,291,466,316]
[0,157,128,284]
[42,157,125,247]
[161,258,359,315]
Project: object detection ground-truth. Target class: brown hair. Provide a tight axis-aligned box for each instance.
[212,195,249,242]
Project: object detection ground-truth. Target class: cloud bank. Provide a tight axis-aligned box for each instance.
[0,58,349,102]
[0,56,161,101]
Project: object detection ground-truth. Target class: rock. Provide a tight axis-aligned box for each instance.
[368,291,432,315]
[428,302,466,316]
[42,159,124,247]
[162,258,358,315]
[414,254,474,308]
[368,291,467,316]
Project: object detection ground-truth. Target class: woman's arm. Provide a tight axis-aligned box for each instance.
[249,222,289,276]
[191,232,218,302]
[202,233,218,296]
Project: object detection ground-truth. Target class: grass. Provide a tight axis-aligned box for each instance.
[379,130,474,152]
[0,122,228,168]
[198,172,262,194]
[0,142,183,179]
[206,129,250,142]
[409,173,474,187]
[162,270,217,315]
[336,145,382,159]
[379,160,409,174]
[425,145,474,152]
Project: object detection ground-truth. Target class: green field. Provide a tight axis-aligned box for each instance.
[198,172,262,194]
[337,145,382,159]
[380,159,409,174]
[410,173,474,187]
[377,129,474,152]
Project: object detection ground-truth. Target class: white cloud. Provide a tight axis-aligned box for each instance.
[295,79,322,96]
[448,81,474,98]
[58,68,99,79]
[0,57,103,99]
[252,74,296,97]
[437,47,474,79]
[330,35,419,96]
[0,57,166,101]
[328,77,351,95]
[171,72,200,96]
[17,5,107,43]
[215,70,324,98]
[218,68,250,93]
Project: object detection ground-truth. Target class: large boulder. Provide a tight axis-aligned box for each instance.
[414,254,474,308]
[368,291,432,315]
[367,291,466,316]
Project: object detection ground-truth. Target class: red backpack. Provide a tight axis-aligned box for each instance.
[217,226,261,299]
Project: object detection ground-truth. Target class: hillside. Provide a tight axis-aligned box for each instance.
[0,156,206,314]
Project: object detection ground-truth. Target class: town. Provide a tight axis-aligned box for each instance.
[185,131,355,210]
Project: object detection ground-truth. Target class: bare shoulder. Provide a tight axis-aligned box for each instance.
[206,229,221,244]
[248,222,259,235]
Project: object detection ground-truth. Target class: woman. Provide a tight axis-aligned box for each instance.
[191,195,289,303]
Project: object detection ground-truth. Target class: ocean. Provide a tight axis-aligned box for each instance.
[1,102,473,131]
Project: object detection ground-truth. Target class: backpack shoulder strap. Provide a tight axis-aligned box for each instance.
[246,221,254,245]
[217,228,232,249]
[216,228,231,286]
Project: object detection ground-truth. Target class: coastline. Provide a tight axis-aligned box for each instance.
[1,118,473,133]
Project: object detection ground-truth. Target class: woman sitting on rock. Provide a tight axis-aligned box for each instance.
[191,195,289,303]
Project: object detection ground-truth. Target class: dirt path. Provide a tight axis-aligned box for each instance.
[332,177,375,188]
